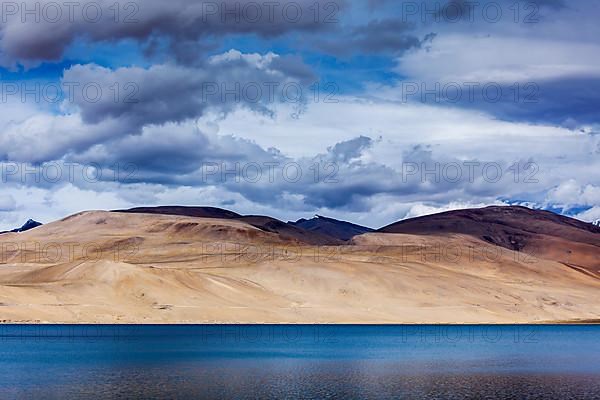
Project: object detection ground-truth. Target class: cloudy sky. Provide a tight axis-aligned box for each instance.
[0,0,598,229]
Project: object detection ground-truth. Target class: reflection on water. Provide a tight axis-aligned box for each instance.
[0,325,598,399]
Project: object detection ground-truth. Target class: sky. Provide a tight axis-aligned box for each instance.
[0,0,598,230]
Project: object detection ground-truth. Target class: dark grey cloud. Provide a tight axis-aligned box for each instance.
[352,19,423,54]
[0,0,346,66]
[493,76,600,126]
[415,75,600,126]
[316,18,429,56]
[61,50,316,134]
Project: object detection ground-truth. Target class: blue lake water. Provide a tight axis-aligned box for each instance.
[0,325,599,399]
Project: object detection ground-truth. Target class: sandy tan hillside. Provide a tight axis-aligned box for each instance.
[0,208,599,324]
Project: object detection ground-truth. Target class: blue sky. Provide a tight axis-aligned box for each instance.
[0,0,598,229]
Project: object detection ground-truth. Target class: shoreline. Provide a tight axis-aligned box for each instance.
[2,320,600,326]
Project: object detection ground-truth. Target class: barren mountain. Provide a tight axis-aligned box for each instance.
[380,205,600,278]
[116,206,341,245]
[0,206,598,324]
[290,215,374,241]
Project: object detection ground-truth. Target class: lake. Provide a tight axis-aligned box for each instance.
[0,325,598,399]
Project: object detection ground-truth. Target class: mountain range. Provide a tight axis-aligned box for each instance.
[0,205,598,324]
